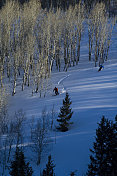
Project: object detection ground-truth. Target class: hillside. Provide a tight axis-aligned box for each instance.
[0,7,117,176]
[7,35,117,176]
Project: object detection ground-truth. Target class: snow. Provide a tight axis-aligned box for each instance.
[4,24,117,176]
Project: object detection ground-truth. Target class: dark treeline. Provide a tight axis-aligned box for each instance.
[0,0,116,14]
[0,0,29,9]
[40,0,79,9]
[0,0,77,9]
[0,0,79,9]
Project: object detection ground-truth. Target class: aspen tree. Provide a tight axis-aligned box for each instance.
[92,3,106,66]
[52,8,63,71]
[0,1,15,87]
[104,18,115,61]
[69,6,76,66]
[88,3,114,66]
[75,2,85,64]
[65,6,73,70]
[63,11,69,71]
[88,12,95,61]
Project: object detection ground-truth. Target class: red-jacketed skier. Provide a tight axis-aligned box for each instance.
[53,87,59,95]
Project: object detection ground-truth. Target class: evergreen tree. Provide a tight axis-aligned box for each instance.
[112,115,117,176]
[42,155,55,176]
[57,92,73,132]
[70,170,77,176]
[9,147,33,176]
[87,116,117,176]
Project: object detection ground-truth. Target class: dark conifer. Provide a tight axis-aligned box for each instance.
[87,116,117,176]
[111,115,117,176]
[42,155,55,176]
[70,170,77,176]
[57,92,73,132]
[9,147,33,176]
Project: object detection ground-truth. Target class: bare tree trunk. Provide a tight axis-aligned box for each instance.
[0,71,3,88]
[95,40,98,67]
[7,144,12,163]
[89,36,92,61]
[77,33,81,64]
[64,40,67,71]
[77,43,80,64]
[0,62,3,88]
[35,82,39,93]
[28,74,30,86]
[22,72,26,91]
[12,75,17,96]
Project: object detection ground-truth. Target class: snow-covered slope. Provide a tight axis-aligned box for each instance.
[7,58,117,176]
[7,24,117,176]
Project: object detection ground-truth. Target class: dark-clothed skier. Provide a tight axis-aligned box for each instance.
[98,65,104,72]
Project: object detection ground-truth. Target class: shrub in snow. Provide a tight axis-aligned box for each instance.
[57,92,73,132]
[30,108,50,165]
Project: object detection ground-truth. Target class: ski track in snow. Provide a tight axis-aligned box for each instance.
[58,74,71,85]
[57,74,71,94]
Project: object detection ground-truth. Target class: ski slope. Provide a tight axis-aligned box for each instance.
[50,62,117,176]
[7,57,117,176]
[6,23,117,176]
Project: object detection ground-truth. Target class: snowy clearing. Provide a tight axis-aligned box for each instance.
[5,21,117,176]
[7,56,117,176]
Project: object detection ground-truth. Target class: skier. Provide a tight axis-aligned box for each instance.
[53,87,59,95]
[98,65,104,72]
